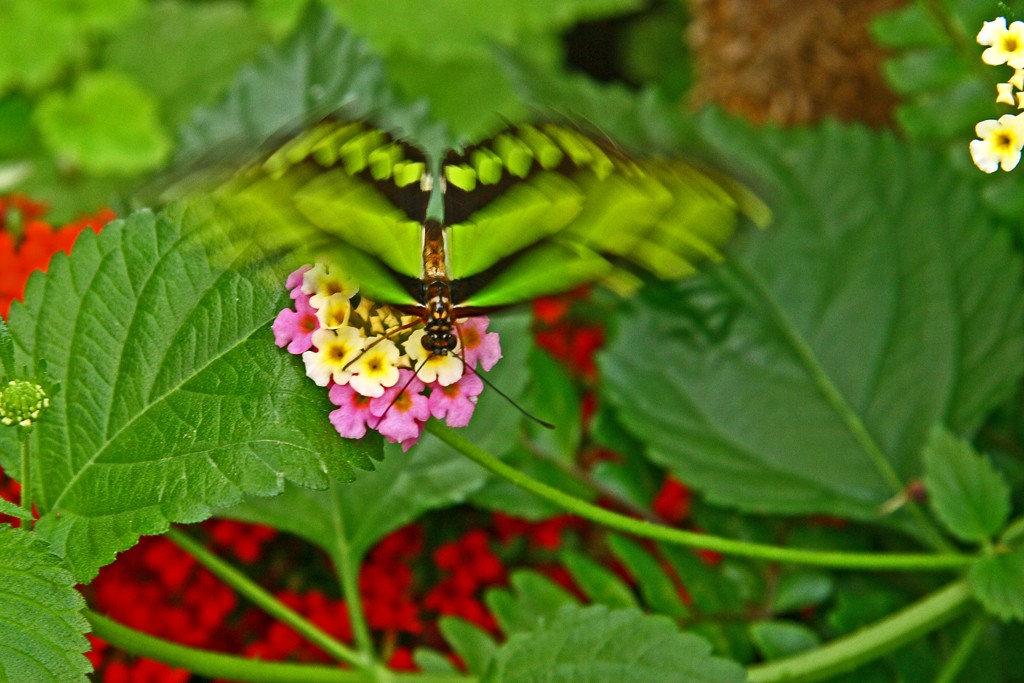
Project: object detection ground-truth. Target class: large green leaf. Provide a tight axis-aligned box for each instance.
[601,120,1024,527]
[0,206,378,582]
[922,427,1011,543]
[0,526,90,683]
[481,604,746,683]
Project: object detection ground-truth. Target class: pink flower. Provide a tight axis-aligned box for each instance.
[272,292,319,354]
[369,370,429,448]
[458,317,501,370]
[286,265,312,299]
[329,384,375,439]
[428,373,483,428]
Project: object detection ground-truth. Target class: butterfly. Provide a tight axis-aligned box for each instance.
[220,118,767,359]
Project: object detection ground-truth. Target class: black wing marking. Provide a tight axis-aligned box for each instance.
[442,123,628,225]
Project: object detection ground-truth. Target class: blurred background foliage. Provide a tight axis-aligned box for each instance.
[5,0,1024,680]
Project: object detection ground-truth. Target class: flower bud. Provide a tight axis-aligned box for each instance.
[0,380,50,427]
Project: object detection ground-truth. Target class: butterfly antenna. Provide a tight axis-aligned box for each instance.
[372,356,430,430]
[459,359,556,430]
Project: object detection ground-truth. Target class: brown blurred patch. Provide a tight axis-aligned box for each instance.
[688,0,906,126]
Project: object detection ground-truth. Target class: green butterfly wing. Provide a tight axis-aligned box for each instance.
[442,124,760,307]
[215,119,765,309]
[219,120,429,306]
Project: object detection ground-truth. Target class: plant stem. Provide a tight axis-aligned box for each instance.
[85,611,472,683]
[933,614,987,683]
[719,262,951,552]
[746,581,972,683]
[18,436,29,528]
[329,483,375,657]
[426,422,972,571]
[166,528,370,671]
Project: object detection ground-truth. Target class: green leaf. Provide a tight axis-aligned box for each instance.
[413,648,459,674]
[34,71,171,176]
[969,549,1024,622]
[222,311,534,558]
[68,0,143,32]
[826,579,905,634]
[771,571,835,613]
[0,96,35,157]
[175,4,450,166]
[525,349,582,460]
[749,620,821,660]
[0,316,13,377]
[659,544,753,662]
[469,446,591,519]
[870,4,946,47]
[486,571,579,636]
[601,120,1024,527]
[312,0,642,139]
[0,498,32,521]
[103,1,269,128]
[481,604,746,683]
[608,534,690,619]
[922,427,1011,543]
[561,550,638,608]
[0,526,90,682]
[439,618,498,677]
[0,206,377,582]
[0,1,81,94]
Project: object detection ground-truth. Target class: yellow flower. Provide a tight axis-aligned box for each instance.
[978,17,1024,69]
[969,114,1024,173]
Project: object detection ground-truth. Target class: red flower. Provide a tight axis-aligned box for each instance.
[652,476,692,524]
[0,199,114,317]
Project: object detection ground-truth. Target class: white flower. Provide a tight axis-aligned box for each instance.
[405,329,464,386]
[970,114,1024,172]
[978,17,1024,69]
[348,338,401,397]
[302,327,366,386]
[315,292,354,329]
[302,262,358,309]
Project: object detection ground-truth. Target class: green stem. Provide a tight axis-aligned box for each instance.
[933,614,987,683]
[18,436,29,528]
[719,263,951,551]
[85,611,472,683]
[328,483,375,657]
[166,528,370,671]
[426,422,972,571]
[746,581,972,683]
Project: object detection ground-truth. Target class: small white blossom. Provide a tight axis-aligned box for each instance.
[978,17,1024,68]
[348,338,401,398]
[302,327,366,386]
[970,114,1024,172]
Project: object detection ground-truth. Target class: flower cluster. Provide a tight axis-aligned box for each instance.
[273,263,501,449]
[970,17,1024,172]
